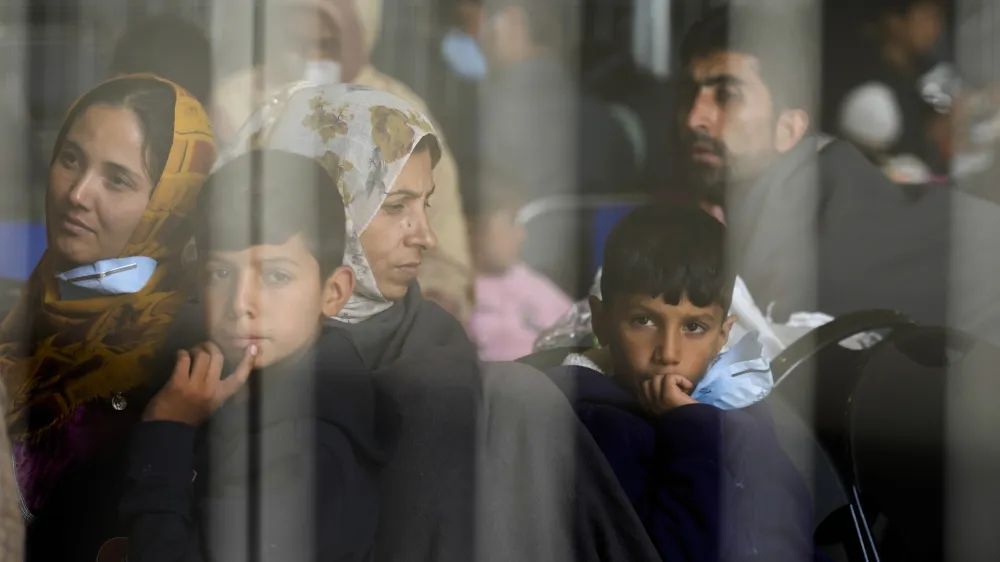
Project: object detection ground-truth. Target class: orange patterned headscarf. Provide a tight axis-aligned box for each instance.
[0,75,216,442]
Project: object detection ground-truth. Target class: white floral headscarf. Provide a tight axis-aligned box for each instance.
[215,82,441,322]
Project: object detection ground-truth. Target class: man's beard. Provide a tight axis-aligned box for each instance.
[685,135,777,206]
[686,131,729,206]
[691,165,727,207]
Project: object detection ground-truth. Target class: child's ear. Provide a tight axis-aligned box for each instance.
[720,315,738,347]
[589,295,610,348]
[321,266,356,318]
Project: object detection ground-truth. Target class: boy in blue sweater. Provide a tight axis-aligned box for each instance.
[547,204,816,562]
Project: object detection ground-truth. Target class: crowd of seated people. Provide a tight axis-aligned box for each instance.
[0,1,999,561]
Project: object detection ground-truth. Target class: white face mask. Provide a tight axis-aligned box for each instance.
[302,60,342,85]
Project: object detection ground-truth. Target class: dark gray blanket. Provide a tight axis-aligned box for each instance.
[334,286,661,562]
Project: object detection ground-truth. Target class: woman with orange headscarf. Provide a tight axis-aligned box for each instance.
[0,75,216,562]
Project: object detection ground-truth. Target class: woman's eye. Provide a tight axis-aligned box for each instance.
[383,203,405,215]
[207,269,230,282]
[108,173,133,191]
[632,316,653,327]
[263,270,292,285]
[57,150,79,168]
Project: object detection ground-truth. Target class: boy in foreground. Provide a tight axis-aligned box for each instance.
[120,150,399,562]
[547,204,816,562]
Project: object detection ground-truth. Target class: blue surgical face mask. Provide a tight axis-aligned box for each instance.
[691,331,774,410]
[56,257,158,300]
[441,29,488,80]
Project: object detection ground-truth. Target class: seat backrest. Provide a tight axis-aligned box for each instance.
[588,204,639,275]
[772,309,914,477]
[517,194,649,298]
[849,326,1000,561]
[766,392,850,540]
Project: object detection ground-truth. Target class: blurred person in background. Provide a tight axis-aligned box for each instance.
[477,0,634,296]
[837,81,904,162]
[945,0,1000,203]
[680,6,1000,345]
[837,80,947,184]
[213,0,474,323]
[869,0,950,172]
[824,0,948,173]
[0,76,215,562]
[428,0,487,168]
[464,167,572,361]
[441,0,489,82]
[110,15,214,108]
[478,0,633,197]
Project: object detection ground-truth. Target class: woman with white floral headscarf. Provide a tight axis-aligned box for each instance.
[212,0,473,323]
[217,83,661,562]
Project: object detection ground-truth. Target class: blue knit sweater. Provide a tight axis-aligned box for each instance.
[547,365,817,562]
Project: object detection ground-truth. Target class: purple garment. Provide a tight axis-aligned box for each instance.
[15,401,140,513]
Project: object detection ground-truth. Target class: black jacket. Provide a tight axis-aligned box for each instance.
[119,327,400,562]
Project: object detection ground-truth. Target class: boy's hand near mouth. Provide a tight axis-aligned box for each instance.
[144,342,257,426]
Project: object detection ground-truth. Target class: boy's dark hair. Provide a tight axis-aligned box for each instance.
[460,165,526,220]
[680,6,816,114]
[195,150,347,280]
[110,15,213,105]
[601,204,734,312]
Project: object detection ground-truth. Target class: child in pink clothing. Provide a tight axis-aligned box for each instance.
[472,264,574,361]
[464,170,573,361]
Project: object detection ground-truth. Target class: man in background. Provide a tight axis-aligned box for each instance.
[680,6,1000,344]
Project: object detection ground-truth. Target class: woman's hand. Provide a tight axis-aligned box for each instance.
[143,342,257,426]
[640,374,697,416]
